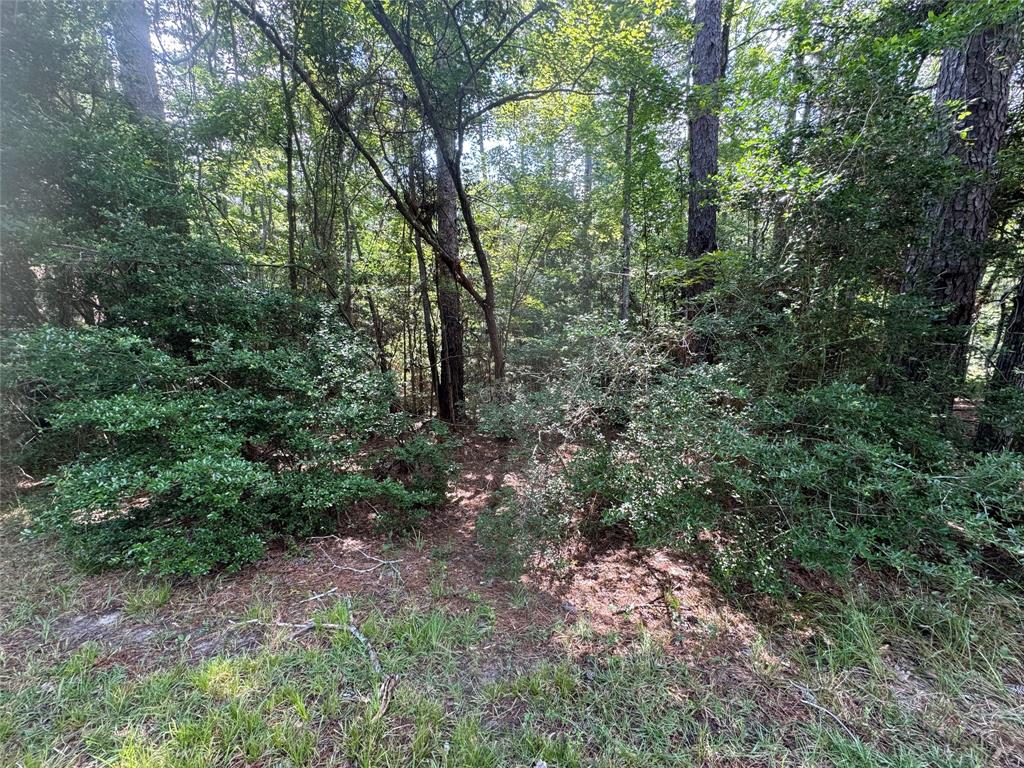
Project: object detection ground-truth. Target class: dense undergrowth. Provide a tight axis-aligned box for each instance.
[1,237,453,577]
[479,317,1024,594]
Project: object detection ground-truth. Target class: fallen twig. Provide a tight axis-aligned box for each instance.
[300,586,338,603]
[371,674,399,723]
[232,618,382,674]
[795,684,858,742]
[316,542,402,577]
[612,594,662,615]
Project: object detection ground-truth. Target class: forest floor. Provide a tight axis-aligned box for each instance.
[2,435,1023,767]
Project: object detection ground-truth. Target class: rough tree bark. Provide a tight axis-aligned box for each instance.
[684,0,723,299]
[435,135,466,422]
[902,22,1020,385]
[975,275,1024,450]
[619,87,636,322]
[109,0,165,122]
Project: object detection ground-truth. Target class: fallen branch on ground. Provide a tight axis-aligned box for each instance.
[300,586,338,602]
[232,617,382,674]
[794,684,858,741]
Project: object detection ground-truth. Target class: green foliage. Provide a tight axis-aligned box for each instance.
[486,322,1024,593]
[2,292,453,575]
[370,426,456,533]
[477,470,574,579]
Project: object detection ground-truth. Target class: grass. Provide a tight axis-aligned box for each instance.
[2,504,1022,767]
[2,609,784,767]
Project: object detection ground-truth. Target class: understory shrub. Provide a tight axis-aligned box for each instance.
[2,302,452,576]
[477,467,575,579]
[482,322,1024,593]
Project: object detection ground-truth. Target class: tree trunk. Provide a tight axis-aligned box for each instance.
[720,0,735,79]
[579,149,595,310]
[414,231,441,418]
[976,276,1024,450]
[619,87,636,322]
[435,136,466,423]
[110,0,188,235]
[279,60,299,294]
[109,0,165,122]
[362,1,505,380]
[366,292,389,375]
[0,246,42,329]
[902,23,1019,385]
[684,0,722,298]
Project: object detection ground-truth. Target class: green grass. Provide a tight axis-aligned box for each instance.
[2,604,784,767]
[2,505,1022,767]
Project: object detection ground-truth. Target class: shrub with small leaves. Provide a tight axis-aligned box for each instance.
[3,296,450,576]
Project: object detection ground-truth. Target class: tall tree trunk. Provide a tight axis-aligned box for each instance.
[684,0,723,299]
[414,231,441,417]
[0,246,43,329]
[435,135,466,423]
[976,275,1024,450]
[279,60,299,294]
[362,1,505,380]
[720,0,735,79]
[619,87,636,322]
[110,0,188,234]
[366,292,389,375]
[579,148,595,310]
[902,23,1019,386]
[477,122,488,183]
[109,0,164,122]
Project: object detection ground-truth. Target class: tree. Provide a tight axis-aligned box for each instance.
[684,0,723,298]
[902,21,1020,387]
[435,134,467,421]
[619,87,636,322]
[976,275,1024,449]
[109,0,164,122]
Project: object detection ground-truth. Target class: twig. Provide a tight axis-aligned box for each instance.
[795,684,858,742]
[232,618,382,674]
[300,586,338,603]
[353,548,402,566]
[371,674,399,723]
[336,564,391,574]
[316,542,402,577]
[612,594,664,615]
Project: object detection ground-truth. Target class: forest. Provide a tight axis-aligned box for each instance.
[1,0,1022,765]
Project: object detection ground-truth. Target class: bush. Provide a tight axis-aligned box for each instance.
[476,466,575,579]
[484,323,1024,593]
[370,424,456,533]
[477,317,671,442]
[2,303,450,576]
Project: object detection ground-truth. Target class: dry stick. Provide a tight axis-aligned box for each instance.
[612,594,663,616]
[794,684,858,742]
[315,541,402,576]
[371,673,399,723]
[233,618,382,674]
[300,586,338,603]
